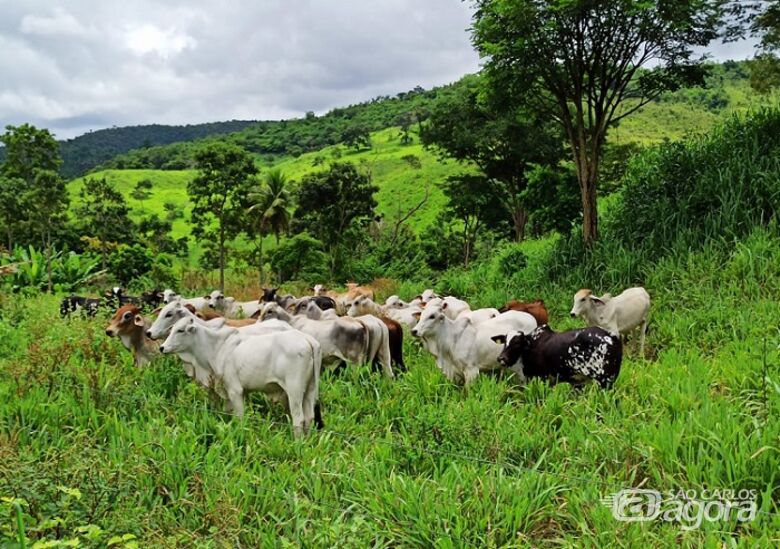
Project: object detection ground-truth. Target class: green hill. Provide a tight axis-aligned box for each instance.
[68,61,769,252]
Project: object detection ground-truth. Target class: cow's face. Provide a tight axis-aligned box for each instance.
[410,305,445,338]
[313,284,325,296]
[148,301,185,339]
[208,290,225,309]
[162,289,177,303]
[491,331,530,368]
[159,317,196,354]
[347,296,366,317]
[570,289,593,318]
[106,305,143,337]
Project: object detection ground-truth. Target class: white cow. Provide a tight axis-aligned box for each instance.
[424,297,498,324]
[162,289,209,312]
[207,290,263,318]
[411,304,537,385]
[260,303,393,378]
[570,287,651,355]
[148,300,290,387]
[160,317,322,438]
[349,295,421,330]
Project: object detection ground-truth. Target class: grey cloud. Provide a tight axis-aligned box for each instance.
[0,0,759,140]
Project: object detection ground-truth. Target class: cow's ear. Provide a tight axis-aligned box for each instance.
[413,295,422,301]
[412,311,421,320]
[589,296,606,307]
[152,307,162,316]
[133,315,145,327]
[491,334,506,345]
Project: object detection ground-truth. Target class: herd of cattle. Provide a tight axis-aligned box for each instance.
[62,283,651,437]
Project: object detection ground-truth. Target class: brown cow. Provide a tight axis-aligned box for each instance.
[498,299,549,326]
[378,316,405,372]
[105,305,159,367]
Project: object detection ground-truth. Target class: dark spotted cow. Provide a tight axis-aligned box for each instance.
[60,295,101,318]
[491,325,622,389]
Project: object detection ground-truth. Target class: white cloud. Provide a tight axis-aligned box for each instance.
[124,24,196,59]
[20,7,90,37]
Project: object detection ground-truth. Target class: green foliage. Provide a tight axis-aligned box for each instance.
[269,232,328,283]
[493,242,528,278]
[421,74,563,241]
[440,174,508,266]
[76,177,136,269]
[521,164,580,237]
[610,108,780,259]
[0,245,100,292]
[292,162,378,277]
[107,244,153,286]
[97,85,443,173]
[0,124,69,258]
[470,0,743,244]
[58,120,259,178]
[188,142,258,289]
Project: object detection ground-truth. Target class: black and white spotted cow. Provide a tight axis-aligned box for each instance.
[60,295,101,318]
[491,325,622,389]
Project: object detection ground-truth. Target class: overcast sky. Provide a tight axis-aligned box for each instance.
[0,1,759,140]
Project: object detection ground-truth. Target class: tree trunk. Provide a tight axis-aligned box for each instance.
[46,232,53,293]
[512,207,528,242]
[580,172,598,245]
[571,137,601,246]
[258,236,264,286]
[219,223,226,292]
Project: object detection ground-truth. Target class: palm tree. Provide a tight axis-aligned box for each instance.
[247,169,292,282]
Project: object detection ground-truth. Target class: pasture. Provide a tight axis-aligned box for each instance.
[2,229,779,547]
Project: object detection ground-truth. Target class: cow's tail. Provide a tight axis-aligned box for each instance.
[310,337,324,429]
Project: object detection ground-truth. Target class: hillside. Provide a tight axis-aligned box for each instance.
[63,61,772,268]
[0,120,261,180]
[68,127,467,246]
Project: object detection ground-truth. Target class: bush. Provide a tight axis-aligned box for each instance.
[108,244,153,286]
[269,233,329,283]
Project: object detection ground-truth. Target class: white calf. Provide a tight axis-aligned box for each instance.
[570,287,651,355]
[411,304,537,385]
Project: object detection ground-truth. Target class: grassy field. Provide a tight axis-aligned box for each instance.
[2,228,779,547]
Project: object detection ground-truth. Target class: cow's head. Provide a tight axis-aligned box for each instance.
[159,317,196,354]
[491,330,531,368]
[261,287,278,302]
[347,296,367,317]
[570,289,607,318]
[106,305,144,337]
[147,300,186,340]
[410,302,448,338]
[312,284,326,296]
[208,290,225,309]
[162,289,177,304]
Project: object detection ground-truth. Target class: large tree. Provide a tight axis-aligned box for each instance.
[292,162,378,277]
[76,177,135,271]
[420,75,562,241]
[471,0,744,245]
[188,143,257,291]
[0,124,69,291]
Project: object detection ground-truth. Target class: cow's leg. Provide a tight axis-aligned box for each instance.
[227,389,244,418]
[639,318,648,358]
[288,395,305,439]
[463,366,480,386]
